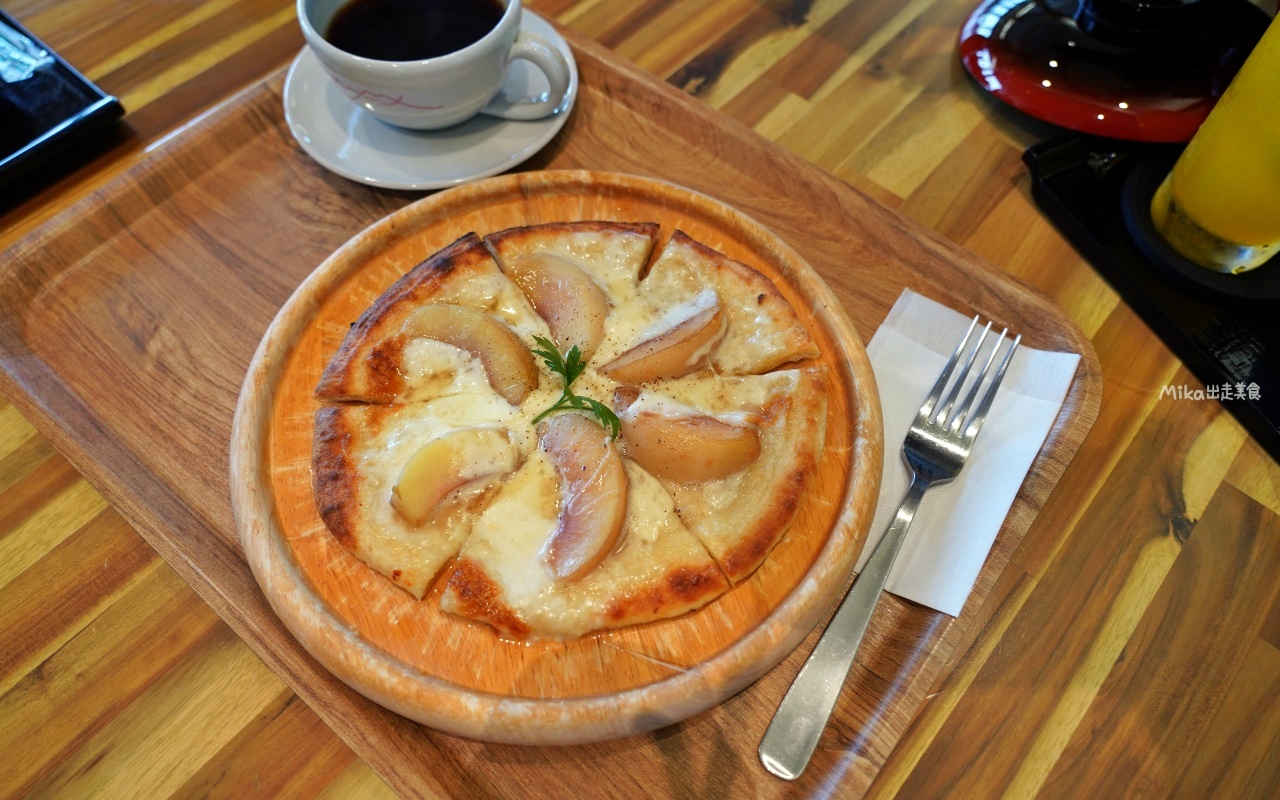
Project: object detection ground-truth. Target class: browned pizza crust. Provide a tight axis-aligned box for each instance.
[718,430,814,581]
[445,556,729,641]
[444,557,534,639]
[312,405,363,552]
[602,561,727,625]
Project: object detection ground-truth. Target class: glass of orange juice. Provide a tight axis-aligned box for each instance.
[1150,16,1280,274]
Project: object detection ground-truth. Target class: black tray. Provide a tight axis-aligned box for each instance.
[1,9,123,192]
[1025,134,1280,463]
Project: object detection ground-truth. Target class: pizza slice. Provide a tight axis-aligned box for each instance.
[594,230,820,380]
[483,221,660,361]
[612,366,827,582]
[439,413,729,639]
[312,397,525,599]
[315,233,548,405]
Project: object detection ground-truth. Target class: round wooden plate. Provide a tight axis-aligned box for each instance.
[231,171,883,744]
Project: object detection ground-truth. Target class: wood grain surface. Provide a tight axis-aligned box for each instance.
[2,33,1098,796]
[0,1,1276,799]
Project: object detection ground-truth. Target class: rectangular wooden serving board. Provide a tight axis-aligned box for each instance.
[0,34,1099,800]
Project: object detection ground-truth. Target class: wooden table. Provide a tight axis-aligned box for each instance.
[1,1,1277,798]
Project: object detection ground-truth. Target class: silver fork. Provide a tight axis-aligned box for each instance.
[758,316,1020,780]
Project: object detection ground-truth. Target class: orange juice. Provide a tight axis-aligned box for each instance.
[1150,17,1280,273]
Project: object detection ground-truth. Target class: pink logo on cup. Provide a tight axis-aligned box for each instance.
[333,76,445,110]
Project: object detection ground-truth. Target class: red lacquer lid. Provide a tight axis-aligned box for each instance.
[958,0,1270,142]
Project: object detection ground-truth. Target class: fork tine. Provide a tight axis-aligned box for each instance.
[949,327,1006,433]
[920,315,978,419]
[962,333,1021,440]
[936,321,991,426]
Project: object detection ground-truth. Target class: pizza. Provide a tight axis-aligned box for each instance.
[312,221,827,639]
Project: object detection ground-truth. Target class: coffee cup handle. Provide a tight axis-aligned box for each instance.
[481,33,571,121]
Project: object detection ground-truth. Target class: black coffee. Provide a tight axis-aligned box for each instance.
[325,0,505,61]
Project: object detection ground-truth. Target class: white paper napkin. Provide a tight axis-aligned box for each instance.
[855,290,1081,617]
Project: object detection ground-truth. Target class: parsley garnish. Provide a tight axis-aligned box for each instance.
[530,336,620,439]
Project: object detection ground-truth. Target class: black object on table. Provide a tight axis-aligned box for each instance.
[1,9,123,193]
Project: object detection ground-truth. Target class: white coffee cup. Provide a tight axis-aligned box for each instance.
[297,0,571,130]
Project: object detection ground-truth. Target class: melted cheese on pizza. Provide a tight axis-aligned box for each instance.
[622,368,827,581]
[398,339,502,400]
[637,232,819,374]
[313,398,519,598]
[484,222,656,307]
[440,454,727,639]
[593,286,721,368]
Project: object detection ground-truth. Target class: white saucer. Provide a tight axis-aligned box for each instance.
[282,11,577,191]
